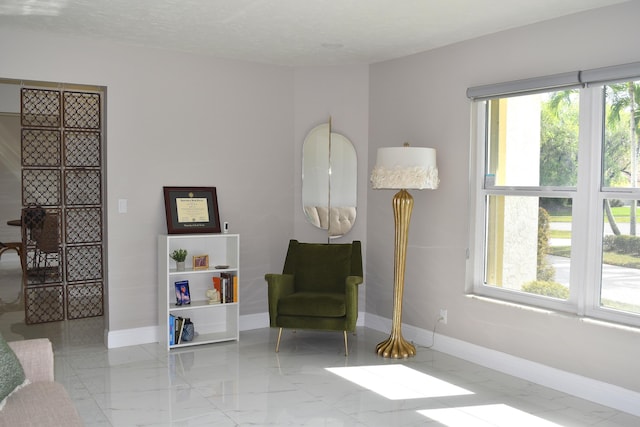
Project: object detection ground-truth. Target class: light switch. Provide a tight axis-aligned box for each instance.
[118,199,127,213]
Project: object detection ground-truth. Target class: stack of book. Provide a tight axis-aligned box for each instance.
[169,315,191,345]
[211,272,238,303]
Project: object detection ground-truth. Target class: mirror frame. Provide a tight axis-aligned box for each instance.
[302,119,357,239]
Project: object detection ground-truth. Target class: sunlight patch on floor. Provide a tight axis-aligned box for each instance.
[418,404,562,426]
[326,364,473,400]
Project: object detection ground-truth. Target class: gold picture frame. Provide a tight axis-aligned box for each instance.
[193,254,209,270]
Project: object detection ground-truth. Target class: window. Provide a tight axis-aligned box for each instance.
[469,66,640,327]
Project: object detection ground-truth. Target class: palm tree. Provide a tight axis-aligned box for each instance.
[608,81,640,235]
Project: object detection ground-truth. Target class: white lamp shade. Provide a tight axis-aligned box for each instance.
[371,146,439,190]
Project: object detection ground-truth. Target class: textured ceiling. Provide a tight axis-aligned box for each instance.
[0,0,629,66]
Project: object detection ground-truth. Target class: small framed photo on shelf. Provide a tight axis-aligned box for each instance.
[163,186,221,234]
[174,280,191,305]
[193,254,209,270]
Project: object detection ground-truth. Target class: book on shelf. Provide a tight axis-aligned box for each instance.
[169,316,188,345]
[212,273,236,303]
[233,274,238,303]
[220,272,236,303]
[210,276,221,304]
[169,314,176,345]
[175,317,184,344]
[174,280,191,305]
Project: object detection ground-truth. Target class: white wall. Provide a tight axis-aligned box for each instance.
[367,1,640,394]
[0,28,294,334]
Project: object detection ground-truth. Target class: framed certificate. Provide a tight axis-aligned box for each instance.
[163,186,221,234]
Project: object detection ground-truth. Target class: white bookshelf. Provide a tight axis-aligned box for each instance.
[158,233,239,350]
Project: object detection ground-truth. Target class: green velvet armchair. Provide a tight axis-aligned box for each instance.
[264,239,363,355]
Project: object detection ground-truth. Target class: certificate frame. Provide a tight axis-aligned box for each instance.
[163,186,221,234]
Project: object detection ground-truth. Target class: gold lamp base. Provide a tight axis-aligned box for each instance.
[377,189,415,359]
[376,332,416,359]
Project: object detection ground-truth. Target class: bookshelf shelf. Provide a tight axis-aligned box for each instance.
[158,233,240,350]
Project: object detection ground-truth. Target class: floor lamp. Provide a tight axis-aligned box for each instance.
[370,144,438,358]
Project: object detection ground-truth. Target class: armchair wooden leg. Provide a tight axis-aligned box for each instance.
[344,331,348,356]
[275,328,283,353]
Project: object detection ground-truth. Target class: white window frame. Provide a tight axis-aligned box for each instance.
[467,78,640,328]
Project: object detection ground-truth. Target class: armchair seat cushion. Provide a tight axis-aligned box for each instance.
[278,292,346,317]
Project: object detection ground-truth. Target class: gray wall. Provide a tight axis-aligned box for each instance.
[0,27,295,334]
[0,83,20,243]
[292,65,369,245]
[367,1,640,393]
[0,27,370,341]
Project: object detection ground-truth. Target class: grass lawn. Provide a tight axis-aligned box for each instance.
[609,206,640,222]
[550,206,640,223]
[550,230,571,239]
[550,206,640,246]
[548,245,640,268]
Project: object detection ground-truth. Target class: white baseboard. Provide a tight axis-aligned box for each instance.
[106,313,271,348]
[365,313,640,417]
[106,311,366,348]
[106,325,158,348]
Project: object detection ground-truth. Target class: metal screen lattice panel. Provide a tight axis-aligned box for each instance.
[65,208,102,244]
[64,170,102,206]
[63,92,101,129]
[25,285,65,324]
[26,247,62,285]
[66,282,103,319]
[21,88,61,128]
[22,169,61,206]
[64,131,101,167]
[21,129,61,167]
[21,87,104,323]
[22,207,63,285]
[66,244,103,283]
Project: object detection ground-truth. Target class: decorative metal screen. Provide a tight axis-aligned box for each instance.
[22,129,61,167]
[24,285,64,324]
[22,169,61,206]
[21,87,104,324]
[21,88,61,128]
[67,282,104,319]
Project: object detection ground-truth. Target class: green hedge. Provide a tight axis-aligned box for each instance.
[522,281,569,299]
[603,234,640,255]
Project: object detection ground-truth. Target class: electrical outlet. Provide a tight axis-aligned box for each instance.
[439,309,448,324]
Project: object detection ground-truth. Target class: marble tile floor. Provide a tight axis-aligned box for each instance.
[2,255,640,426]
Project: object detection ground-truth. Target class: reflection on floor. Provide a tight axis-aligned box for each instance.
[2,253,639,426]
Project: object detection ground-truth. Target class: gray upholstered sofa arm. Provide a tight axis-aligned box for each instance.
[8,338,54,383]
[2,339,83,427]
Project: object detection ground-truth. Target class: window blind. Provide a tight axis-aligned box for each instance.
[581,61,640,86]
[466,72,581,100]
[467,61,640,100]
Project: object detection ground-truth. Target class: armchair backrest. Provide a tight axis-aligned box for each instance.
[282,240,362,293]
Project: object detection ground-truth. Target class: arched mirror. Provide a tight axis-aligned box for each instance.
[302,119,357,238]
